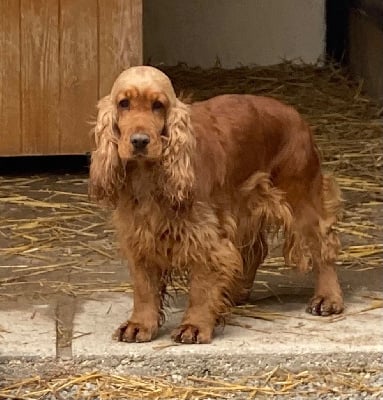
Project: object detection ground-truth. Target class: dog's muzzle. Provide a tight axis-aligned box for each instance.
[130,133,150,152]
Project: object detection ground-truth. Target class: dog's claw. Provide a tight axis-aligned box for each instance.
[307,295,344,316]
[171,324,212,344]
[113,320,158,342]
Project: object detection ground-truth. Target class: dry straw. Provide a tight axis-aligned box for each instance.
[0,367,382,399]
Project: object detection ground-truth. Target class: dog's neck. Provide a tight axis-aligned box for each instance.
[124,159,193,216]
[125,159,158,198]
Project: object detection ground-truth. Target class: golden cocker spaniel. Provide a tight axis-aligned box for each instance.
[89,66,343,344]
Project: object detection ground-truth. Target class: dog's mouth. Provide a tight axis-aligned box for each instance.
[119,142,162,163]
[118,151,147,166]
[129,150,161,164]
[132,149,148,158]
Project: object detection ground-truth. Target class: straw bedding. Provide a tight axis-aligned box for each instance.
[0,367,382,399]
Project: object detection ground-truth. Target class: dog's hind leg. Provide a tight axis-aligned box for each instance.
[233,232,268,305]
[284,174,343,316]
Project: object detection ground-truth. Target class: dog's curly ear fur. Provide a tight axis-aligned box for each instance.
[89,95,124,207]
[161,99,196,205]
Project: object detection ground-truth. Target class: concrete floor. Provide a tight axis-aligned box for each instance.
[1,262,382,374]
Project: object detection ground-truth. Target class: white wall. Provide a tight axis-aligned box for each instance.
[143,0,325,68]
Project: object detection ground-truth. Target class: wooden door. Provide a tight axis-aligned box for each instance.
[0,0,142,156]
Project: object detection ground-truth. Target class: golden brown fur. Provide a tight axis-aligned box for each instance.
[89,66,343,344]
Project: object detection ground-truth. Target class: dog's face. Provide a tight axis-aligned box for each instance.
[108,67,178,162]
[115,87,170,161]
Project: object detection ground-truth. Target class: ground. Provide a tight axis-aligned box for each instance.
[0,63,382,398]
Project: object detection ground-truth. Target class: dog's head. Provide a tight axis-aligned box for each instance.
[89,66,195,206]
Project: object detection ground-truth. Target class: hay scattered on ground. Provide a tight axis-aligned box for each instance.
[0,62,382,300]
[0,367,382,399]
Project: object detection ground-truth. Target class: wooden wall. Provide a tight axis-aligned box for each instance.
[0,0,142,156]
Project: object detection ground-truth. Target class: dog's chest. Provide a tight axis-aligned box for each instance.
[116,193,220,267]
[133,202,195,264]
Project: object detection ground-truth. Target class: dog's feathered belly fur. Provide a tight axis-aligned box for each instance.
[89,67,343,344]
[115,170,289,270]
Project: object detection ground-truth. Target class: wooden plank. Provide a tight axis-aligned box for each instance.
[20,0,59,154]
[0,1,21,155]
[98,0,143,97]
[59,0,98,154]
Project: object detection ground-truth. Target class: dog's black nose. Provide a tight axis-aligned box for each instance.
[130,133,150,150]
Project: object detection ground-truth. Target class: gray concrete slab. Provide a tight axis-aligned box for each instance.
[72,291,383,358]
[0,287,381,369]
[0,304,56,358]
[0,289,382,382]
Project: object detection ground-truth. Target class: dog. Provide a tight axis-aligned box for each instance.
[89,66,343,344]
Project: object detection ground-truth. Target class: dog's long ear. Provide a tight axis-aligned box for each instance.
[89,95,124,207]
[161,99,196,205]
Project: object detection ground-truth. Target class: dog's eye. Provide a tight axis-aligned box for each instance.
[118,98,130,109]
[152,101,164,111]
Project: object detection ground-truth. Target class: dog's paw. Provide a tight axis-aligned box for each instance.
[113,320,158,343]
[171,324,213,344]
[306,295,344,316]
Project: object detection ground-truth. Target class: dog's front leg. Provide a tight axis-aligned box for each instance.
[114,261,165,342]
[171,239,243,344]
